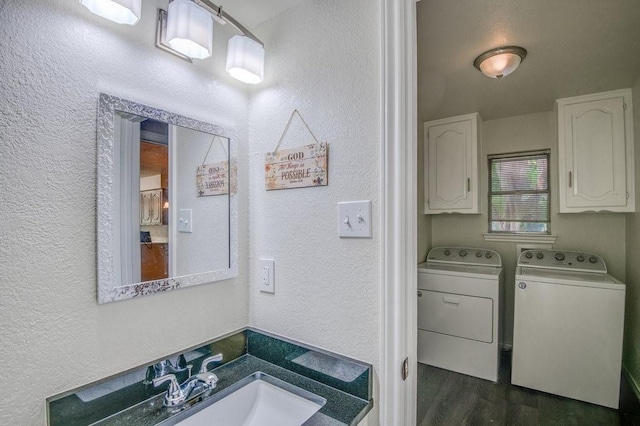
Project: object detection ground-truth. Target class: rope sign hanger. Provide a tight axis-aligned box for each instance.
[201,135,229,166]
[265,109,328,191]
[273,109,320,153]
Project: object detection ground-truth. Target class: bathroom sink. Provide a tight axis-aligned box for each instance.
[171,372,326,426]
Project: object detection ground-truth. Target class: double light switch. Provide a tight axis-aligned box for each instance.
[338,200,372,238]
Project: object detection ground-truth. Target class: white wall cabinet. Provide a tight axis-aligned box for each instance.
[557,89,634,213]
[140,189,163,225]
[424,113,481,214]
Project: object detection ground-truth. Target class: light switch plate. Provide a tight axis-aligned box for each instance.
[338,200,372,238]
[258,258,275,293]
[178,209,192,233]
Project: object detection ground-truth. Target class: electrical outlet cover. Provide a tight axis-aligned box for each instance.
[258,259,275,293]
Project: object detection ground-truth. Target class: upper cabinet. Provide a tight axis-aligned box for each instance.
[557,89,634,213]
[424,113,482,214]
[140,189,163,225]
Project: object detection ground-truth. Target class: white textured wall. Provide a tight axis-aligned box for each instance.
[625,74,640,392]
[0,1,250,424]
[247,0,381,422]
[429,111,627,346]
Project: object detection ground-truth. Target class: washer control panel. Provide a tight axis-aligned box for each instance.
[518,249,606,273]
[427,247,502,267]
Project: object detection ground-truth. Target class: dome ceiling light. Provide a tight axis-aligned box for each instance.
[473,46,527,79]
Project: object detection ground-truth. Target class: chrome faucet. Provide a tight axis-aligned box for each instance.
[153,353,223,408]
[152,374,198,407]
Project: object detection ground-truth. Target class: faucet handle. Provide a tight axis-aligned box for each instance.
[152,374,186,406]
[152,374,180,393]
[199,353,223,373]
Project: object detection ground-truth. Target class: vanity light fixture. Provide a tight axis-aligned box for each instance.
[80,0,141,25]
[157,0,266,84]
[226,36,265,84]
[473,46,527,79]
[166,0,213,60]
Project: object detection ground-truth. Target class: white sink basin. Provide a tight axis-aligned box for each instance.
[174,372,326,426]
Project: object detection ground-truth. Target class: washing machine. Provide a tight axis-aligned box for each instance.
[512,249,625,409]
[418,247,503,382]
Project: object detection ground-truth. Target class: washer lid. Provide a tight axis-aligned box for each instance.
[418,262,502,278]
[426,247,502,268]
[516,266,624,291]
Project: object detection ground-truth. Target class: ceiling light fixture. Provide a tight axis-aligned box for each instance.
[473,46,527,79]
[80,0,141,25]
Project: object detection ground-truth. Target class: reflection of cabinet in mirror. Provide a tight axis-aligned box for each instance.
[140,139,169,227]
[140,189,163,225]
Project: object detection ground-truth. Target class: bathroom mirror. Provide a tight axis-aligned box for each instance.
[97,93,238,303]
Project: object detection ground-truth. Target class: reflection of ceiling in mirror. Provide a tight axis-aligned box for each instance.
[140,142,168,181]
[140,118,168,181]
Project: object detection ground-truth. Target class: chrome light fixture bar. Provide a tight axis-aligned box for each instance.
[82,0,265,84]
[156,0,265,84]
[193,0,263,47]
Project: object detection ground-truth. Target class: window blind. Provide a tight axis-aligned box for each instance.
[488,151,550,233]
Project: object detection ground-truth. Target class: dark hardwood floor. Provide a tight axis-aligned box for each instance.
[417,351,640,426]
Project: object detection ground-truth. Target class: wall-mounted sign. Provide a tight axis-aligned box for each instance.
[265,142,328,190]
[196,161,229,196]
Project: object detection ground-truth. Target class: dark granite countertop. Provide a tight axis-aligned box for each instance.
[93,355,372,426]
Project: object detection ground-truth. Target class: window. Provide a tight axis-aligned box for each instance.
[488,151,550,233]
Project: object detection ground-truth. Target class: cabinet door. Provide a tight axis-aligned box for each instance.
[140,189,163,225]
[558,89,634,213]
[149,190,162,225]
[426,118,477,212]
[140,191,152,225]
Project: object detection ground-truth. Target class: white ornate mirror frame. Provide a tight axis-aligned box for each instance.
[96,93,238,303]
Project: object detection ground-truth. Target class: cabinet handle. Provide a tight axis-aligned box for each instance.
[467,178,470,192]
[569,171,572,188]
[443,296,460,305]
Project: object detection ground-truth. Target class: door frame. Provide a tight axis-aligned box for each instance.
[380,0,418,424]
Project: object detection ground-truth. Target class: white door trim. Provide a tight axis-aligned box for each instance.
[380,0,417,424]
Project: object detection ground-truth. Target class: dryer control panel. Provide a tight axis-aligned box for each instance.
[518,249,606,273]
[426,247,502,267]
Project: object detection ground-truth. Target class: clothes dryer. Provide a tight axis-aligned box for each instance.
[418,247,503,382]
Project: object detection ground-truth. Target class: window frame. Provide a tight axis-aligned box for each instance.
[487,150,551,234]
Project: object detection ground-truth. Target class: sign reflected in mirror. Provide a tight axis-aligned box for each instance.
[97,94,238,303]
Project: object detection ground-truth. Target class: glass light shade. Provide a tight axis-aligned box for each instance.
[80,0,141,25]
[166,0,213,60]
[479,53,522,79]
[474,46,527,79]
[226,36,265,84]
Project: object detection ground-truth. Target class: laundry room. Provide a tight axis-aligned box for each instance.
[416,0,640,424]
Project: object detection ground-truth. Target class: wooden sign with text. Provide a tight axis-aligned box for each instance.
[265,142,328,190]
[196,161,229,196]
